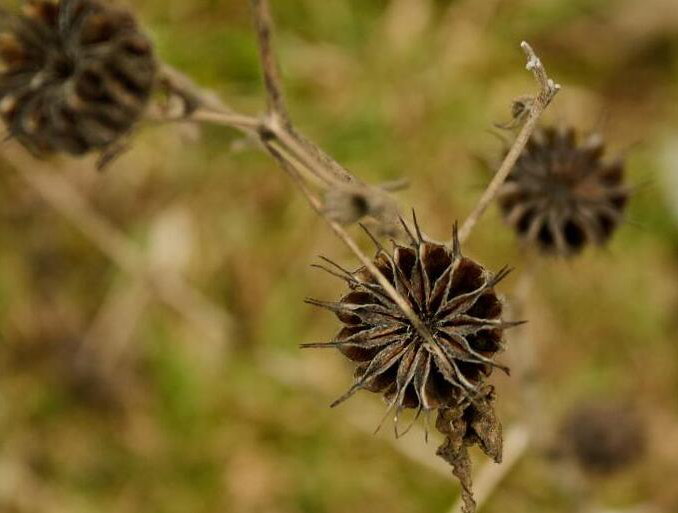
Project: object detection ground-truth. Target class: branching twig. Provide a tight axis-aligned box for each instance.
[153,4,439,356]
[263,136,439,348]
[157,5,433,344]
[248,0,356,185]
[456,41,560,244]
[249,0,289,124]
[153,7,561,410]
[245,0,443,350]
[152,12,560,511]
[191,109,261,131]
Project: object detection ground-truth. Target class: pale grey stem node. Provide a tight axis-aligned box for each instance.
[520,41,561,104]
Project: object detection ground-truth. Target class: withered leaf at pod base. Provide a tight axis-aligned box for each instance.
[305,217,521,513]
[496,126,630,256]
[0,0,156,158]
[437,387,502,513]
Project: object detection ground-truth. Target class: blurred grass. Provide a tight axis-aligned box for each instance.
[2,0,678,512]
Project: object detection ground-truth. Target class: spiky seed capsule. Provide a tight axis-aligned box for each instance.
[306,222,515,423]
[0,0,156,157]
[497,126,629,256]
[306,221,517,513]
[560,400,646,475]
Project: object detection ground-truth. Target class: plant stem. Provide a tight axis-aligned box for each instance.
[456,42,560,244]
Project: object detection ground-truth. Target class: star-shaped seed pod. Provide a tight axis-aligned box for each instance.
[0,0,156,157]
[496,126,629,256]
[305,217,520,512]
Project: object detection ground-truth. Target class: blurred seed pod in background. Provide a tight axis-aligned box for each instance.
[0,0,156,157]
[497,126,630,256]
[559,399,646,475]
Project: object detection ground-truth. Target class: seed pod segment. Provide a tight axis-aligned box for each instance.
[0,0,157,157]
[305,218,519,512]
[305,218,517,427]
[497,126,629,256]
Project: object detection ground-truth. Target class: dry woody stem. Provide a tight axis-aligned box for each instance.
[0,4,563,512]
[246,0,441,351]
[158,40,558,370]
[149,4,560,513]
[250,0,290,125]
[456,42,560,244]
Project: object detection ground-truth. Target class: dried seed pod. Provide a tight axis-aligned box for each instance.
[497,126,629,256]
[560,400,646,475]
[0,0,156,157]
[436,385,503,513]
[306,218,518,512]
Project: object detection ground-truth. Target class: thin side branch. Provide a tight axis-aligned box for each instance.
[191,109,260,131]
[156,65,352,191]
[249,0,289,123]
[157,62,227,113]
[456,41,560,244]
[248,0,358,186]
[150,22,561,406]
[262,137,438,348]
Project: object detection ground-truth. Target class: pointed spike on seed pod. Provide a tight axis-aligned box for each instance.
[312,259,354,283]
[359,222,386,254]
[313,264,386,300]
[310,263,348,282]
[394,410,402,439]
[303,297,348,315]
[489,265,513,287]
[450,221,461,258]
[398,405,423,438]
[318,256,359,280]
[330,382,363,408]
[411,209,424,244]
[399,215,417,245]
[501,319,528,330]
[300,341,344,349]
[373,397,398,435]
[423,409,431,443]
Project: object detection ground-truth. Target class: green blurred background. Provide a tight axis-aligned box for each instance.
[1,0,678,512]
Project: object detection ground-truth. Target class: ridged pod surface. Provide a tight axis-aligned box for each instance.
[497,126,629,256]
[0,0,156,156]
[307,220,519,513]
